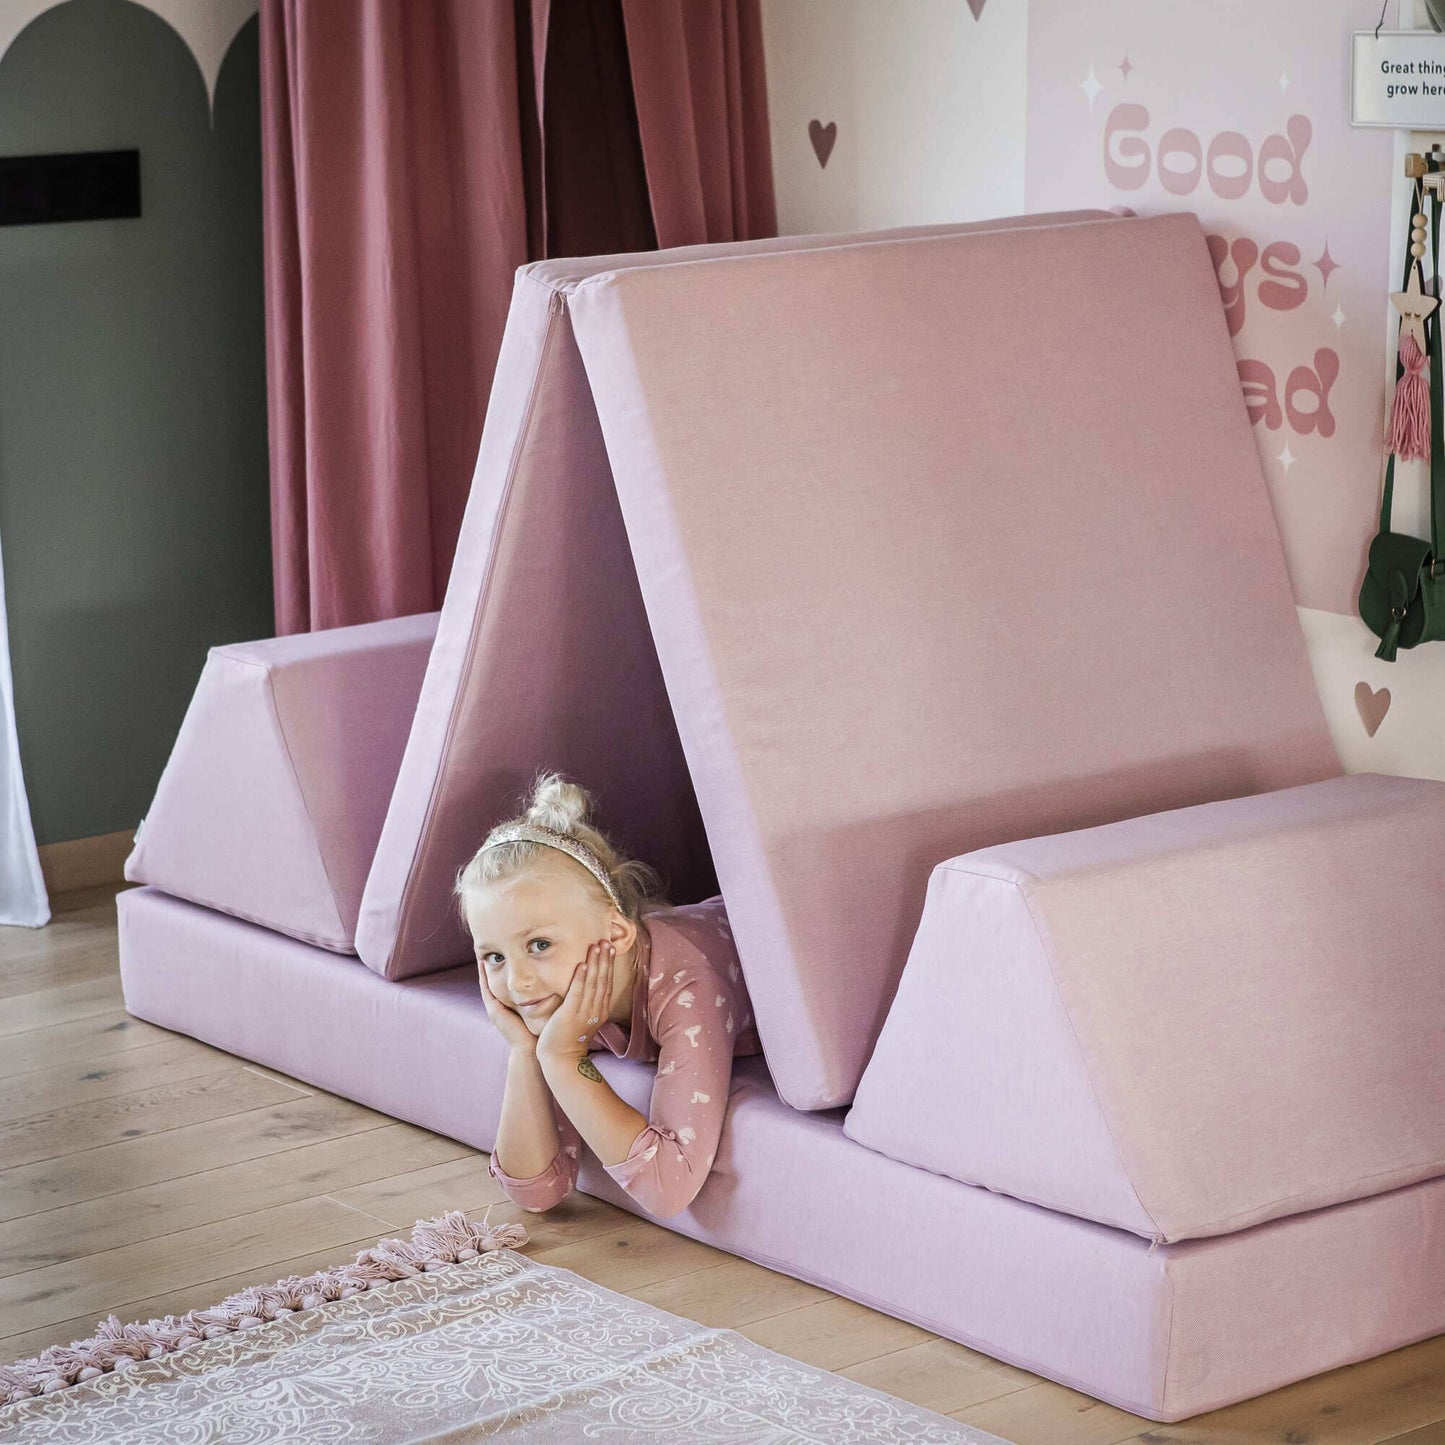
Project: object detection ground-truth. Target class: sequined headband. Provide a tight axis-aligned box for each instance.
[480,823,624,911]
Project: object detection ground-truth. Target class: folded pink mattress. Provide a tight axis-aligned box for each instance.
[566,213,1340,1110]
[351,210,1117,985]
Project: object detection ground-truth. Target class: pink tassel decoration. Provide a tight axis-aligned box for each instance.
[1388,332,1431,461]
[0,1211,528,1406]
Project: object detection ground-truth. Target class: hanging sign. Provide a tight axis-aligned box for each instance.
[1352,30,1445,128]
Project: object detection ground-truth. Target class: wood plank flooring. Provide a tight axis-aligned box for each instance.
[1,883,1441,1443]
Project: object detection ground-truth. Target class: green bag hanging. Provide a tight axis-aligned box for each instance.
[1360,176,1445,661]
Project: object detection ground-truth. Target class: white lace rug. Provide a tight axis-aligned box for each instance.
[0,1248,1009,1443]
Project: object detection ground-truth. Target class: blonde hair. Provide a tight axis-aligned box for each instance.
[453,771,667,928]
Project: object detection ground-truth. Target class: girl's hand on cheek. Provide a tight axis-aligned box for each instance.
[537,940,614,1063]
[478,964,537,1055]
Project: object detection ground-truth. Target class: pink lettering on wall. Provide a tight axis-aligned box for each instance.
[1286,348,1339,437]
[1027,2,1394,615]
[1207,234,1258,336]
[1259,242,1308,311]
[1104,104,1310,204]
[1207,235,1310,336]
[1259,116,1312,207]
[1238,359,1283,429]
[1236,350,1339,437]
[1207,131,1253,201]
[1103,102,1150,190]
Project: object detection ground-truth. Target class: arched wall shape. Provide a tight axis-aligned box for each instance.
[0,0,256,118]
[0,0,274,854]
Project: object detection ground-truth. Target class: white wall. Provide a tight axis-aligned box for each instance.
[761,0,1028,236]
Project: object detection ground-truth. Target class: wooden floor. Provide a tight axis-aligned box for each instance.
[2,884,1442,1444]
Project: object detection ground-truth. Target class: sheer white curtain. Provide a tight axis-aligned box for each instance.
[0,529,48,927]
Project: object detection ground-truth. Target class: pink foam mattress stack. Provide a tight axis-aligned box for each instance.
[119,210,1445,1421]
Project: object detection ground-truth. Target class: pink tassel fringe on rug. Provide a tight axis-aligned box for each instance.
[0,1210,528,1407]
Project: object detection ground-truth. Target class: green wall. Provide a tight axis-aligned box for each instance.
[0,0,273,847]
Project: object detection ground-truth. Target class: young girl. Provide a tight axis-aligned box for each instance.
[454,772,760,1219]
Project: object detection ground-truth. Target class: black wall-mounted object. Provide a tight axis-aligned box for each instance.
[0,149,141,227]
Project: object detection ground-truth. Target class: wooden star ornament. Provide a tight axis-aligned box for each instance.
[1392,264,1439,353]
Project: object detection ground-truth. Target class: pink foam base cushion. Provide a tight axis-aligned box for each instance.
[354,211,1114,983]
[117,886,1445,1423]
[122,613,438,952]
[846,772,1445,1245]
[566,213,1341,1110]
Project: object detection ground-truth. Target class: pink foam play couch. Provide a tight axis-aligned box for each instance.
[119,211,1445,1422]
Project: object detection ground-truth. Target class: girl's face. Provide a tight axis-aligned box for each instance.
[465,853,636,1034]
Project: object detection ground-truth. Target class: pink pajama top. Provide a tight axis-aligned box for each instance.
[488,895,761,1218]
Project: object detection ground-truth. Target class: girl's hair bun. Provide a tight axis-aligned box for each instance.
[453,768,668,930]
[523,771,591,835]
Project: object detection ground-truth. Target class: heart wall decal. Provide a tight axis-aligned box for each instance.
[1354,681,1391,737]
[967,0,988,16]
[809,119,837,168]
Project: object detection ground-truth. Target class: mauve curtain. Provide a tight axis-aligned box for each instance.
[620,0,776,249]
[261,0,776,635]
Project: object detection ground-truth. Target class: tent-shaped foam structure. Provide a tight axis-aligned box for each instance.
[562,212,1346,1110]
[119,211,1445,1422]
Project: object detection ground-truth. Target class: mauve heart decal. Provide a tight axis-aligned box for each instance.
[1354,681,1391,737]
[967,0,988,16]
[809,119,837,169]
